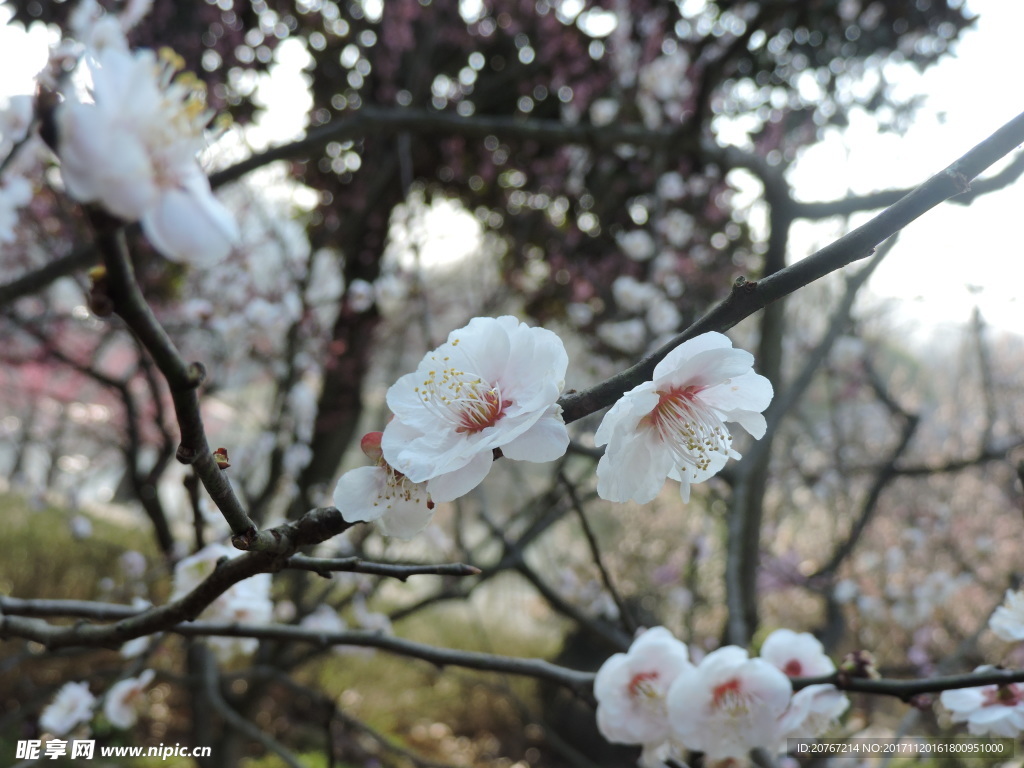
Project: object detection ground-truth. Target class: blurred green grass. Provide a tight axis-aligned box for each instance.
[0,493,566,767]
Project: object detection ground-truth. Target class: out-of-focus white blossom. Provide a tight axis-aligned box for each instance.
[991,589,1024,643]
[70,514,93,539]
[373,272,408,316]
[646,299,681,335]
[761,630,848,743]
[667,646,792,761]
[597,318,647,354]
[40,681,96,735]
[777,684,849,743]
[119,550,147,579]
[617,230,656,262]
[566,302,594,327]
[657,172,686,200]
[941,667,1024,737]
[638,52,691,102]
[590,98,619,126]
[103,669,154,729]
[171,543,273,661]
[0,174,32,243]
[347,278,375,312]
[612,275,661,313]
[594,627,693,748]
[300,605,348,654]
[833,579,859,604]
[659,209,695,247]
[760,629,835,678]
[382,316,569,503]
[596,332,772,504]
[57,44,239,265]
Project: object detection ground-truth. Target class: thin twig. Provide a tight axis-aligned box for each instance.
[198,646,308,768]
[284,555,480,580]
[558,471,636,636]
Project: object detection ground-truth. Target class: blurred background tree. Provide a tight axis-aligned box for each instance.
[7,1,1024,767]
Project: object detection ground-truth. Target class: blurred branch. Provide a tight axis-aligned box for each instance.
[971,307,998,448]
[283,554,480,580]
[92,212,259,539]
[0,506,353,648]
[480,508,633,652]
[209,107,702,189]
[197,646,309,768]
[0,246,95,308]
[5,312,177,554]
[796,666,1024,701]
[792,148,1024,220]
[0,596,594,694]
[811,360,920,580]
[559,470,636,636]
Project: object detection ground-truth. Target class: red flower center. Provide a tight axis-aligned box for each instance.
[455,389,512,434]
[628,670,660,699]
[783,659,803,677]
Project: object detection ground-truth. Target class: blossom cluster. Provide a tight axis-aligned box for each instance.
[39,671,155,736]
[594,626,848,766]
[30,0,240,264]
[333,318,772,538]
[934,587,1024,738]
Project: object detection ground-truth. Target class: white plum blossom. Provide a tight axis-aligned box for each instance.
[594,627,693,749]
[762,629,847,743]
[612,275,661,313]
[347,278,375,312]
[990,589,1024,643]
[617,230,656,262]
[941,667,1024,737]
[590,98,620,126]
[760,629,835,678]
[57,44,239,265]
[103,669,155,729]
[381,316,569,503]
[334,431,436,539]
[657,172,686,200]
[119,550,148,579]
[659,209,695,247]
[777,684,849,743]
[596,331,772,504]
[171,543,273,661]
[567,302,595,327]
[597,318,647,355]
[40,681,96,735]
[667,645,793,761]
[646,299,681,335]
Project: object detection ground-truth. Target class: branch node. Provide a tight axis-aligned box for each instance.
[186,361,207,388]
[175,444,200,465]
[946,167,972,194]
[231,526,261,551]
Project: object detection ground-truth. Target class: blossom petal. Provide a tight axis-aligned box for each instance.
[652,331,732,380]
[426,450,493,503]
[375,498,437,540]
[142,179,238,264]
[332,466,388,523]
[500,407,569,462]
